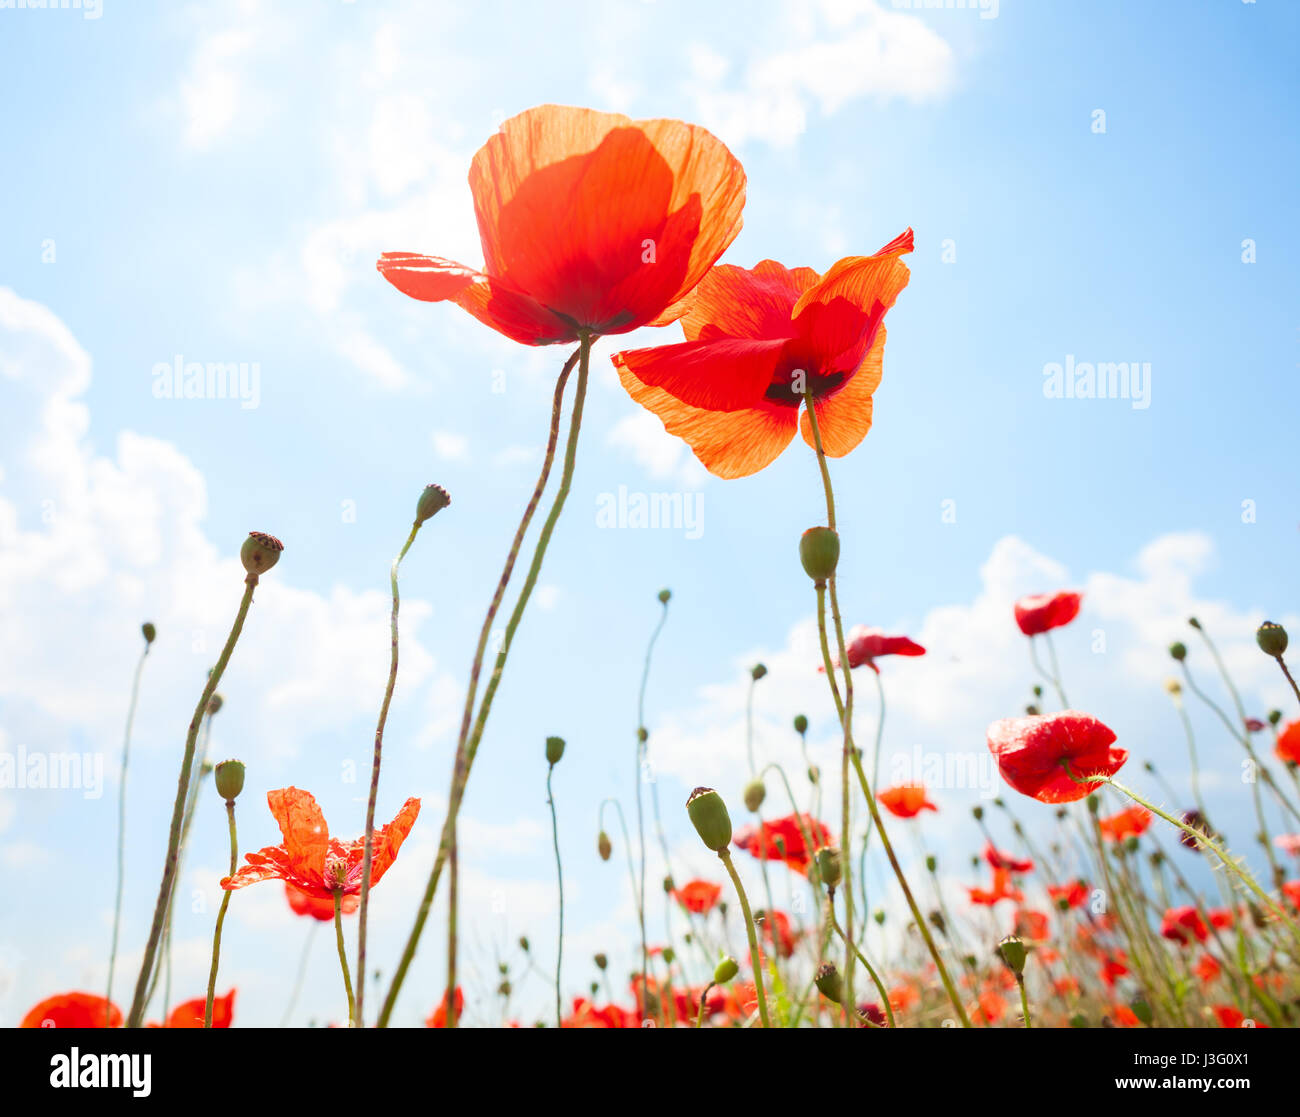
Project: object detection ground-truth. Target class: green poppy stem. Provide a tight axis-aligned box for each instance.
[718,848,771,1028]
[204,799,238,1028]
[547,761,564,1029]
[334,890,355,1026]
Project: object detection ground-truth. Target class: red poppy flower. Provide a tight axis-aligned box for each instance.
[1206,907,1236,930]
[1211,1004,1268,1029]
[1110,1004,1140,1028]
[22,992,121,1028]
[888,984,920,1013]
[1277,720,1300,765]
[672,879,723,915]
[154,990,235,1029]
[1284,880,1300,910]
[427,987,465,1028]
[1013,591,1083,637]
[1195,954,1222,985]
[755,910,800,959]
[222,787,420,901]
[377,105,745,346]
[987,710,1127,804]
[611,230,914,479]
[967,868,1023,907]
[733,813,832,875]
[1274,834,1300,857]
[286,881,359,922]
[876,784,937,818]
[1014,909,1051,942]
[820,625,926,674]
[1159,905,1208,946]
[1098,805,1153,843]
[1100,954,1130,988]
[970,990,1007,1025]
[983,842,1033,875]
[1048,880,1090,910]
[1055,975,1080,996]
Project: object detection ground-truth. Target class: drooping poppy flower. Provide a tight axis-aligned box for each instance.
[672,879,723,915]
[1244,717,1267,733]
[1277,720,1300,764]
[1159,905,1208,946]
[732,813,832,875]
[857,1001,889,1028]
[1048,880,1090,910]
[286,881,359,921]
[876,784,937,818]
[1014,909,1051,942]
[1194,954,1222,985]
[377,105,745,346]
[820,625,926,674]
[1274,834,1300,857]
[611,230,914,479]
[1178,808,1216,850]
[427,987,465,1028]
[967,868,1023,907]
[1098,805,1153,843]
[983,841,1034,875]
[1013,591,1083,637]
[153,990,236,1029]
[22,992,121,1028]
[221,787,420,901]
[986,710,1127,803]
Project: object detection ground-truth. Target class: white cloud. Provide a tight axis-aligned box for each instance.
[432,430,470,461]
[606,410,710,489]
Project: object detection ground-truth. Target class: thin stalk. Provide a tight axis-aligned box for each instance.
[547,762,563,1028]
[204,799,238,1027]
[718,849,771,1028]
[334,890,355,1025]
[280,923,318,1028]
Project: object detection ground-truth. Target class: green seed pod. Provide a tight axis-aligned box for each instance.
[545,735,565,765]
[1169,641,1187,661]
[925,855,937,874]
[661,947,675,965]
[793,714,808,735]
[750,662,767,681]
[713,955,739,984]
[141,622,157,645]
[240,531,283,577]
[972,805,984,821]
[597,830,612,861]
[1257,621,1288,658]
[997,935,1027,975]
[594,953,607,970]
[207,693,224,716]
[873,910,886,925]
[415,483,451,525]
[657,588,672,604]
[815,847,842,890]
[799,526,840,582]
[742,778,766,813]
[686,787,732,852]
[519,936,530,953]
[814,962,844,1004]
[1268,709,1282,726]
[636,726,648,743]
[213,759,245,801]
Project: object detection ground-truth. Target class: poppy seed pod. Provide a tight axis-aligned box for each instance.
[686,787,732,852]
[750,662,767,681]
[1269,709,1282,726]
[742,778,766,813]
[972,805,984,821]
[997,935,1027,975]
[1169,641,1187,661]
[793,714,808,735]
[519,936,530,952]
[240,531,283,577]
[597,830,612,861]
[213,760,245,802]
[799,526,840,582]
[874,910,886,925]
[545,735,565,765]
[1257,621,1288,658]
[657,588,671,605]
[415,483,451,525]
[713,955,739,984]
[636,726,648,743]
[815,847,842,890]
[814,962,844,1004]
[141,622,157,645]
[594,953,607,970]
[207,694,223,716]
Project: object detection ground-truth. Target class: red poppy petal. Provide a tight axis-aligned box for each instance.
[267,787,330,880]
[376,253,478,302]
[799,323,886,458]
[612,336,789,411]
[678,260,815,343]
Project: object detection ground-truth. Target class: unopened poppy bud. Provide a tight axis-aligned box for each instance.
[1269,709,1282,726]
[657,587,671,604]
[1123,835,1140,854]
[1025,704,1039,716]
[597,830,612,861]
[750,662,767,681]
[637,726,648,743]
[662,948,675,964]
[1087,794,1100,814]
[686,787,732,852]
[972,805,984,821]
[1032,684,1042,698]
[207,694,223,715]
[928,910,946,934]
[874,910,885,925]
[663,876,674,894]
[241,531,283,577]
[141,622,157,645]
[814,962,844,1004]
[799,526,840,582]
[1131,999,1153,1025]
[713,956,739,984]
[1257,621,1288,657]
[1188,616,1201,630]
[998,935,1027,975]
[743,779,766,813]
[1169,641,1187,661]
[815,847,842,890]
[793,714,808,734]
[808,765,820,785]
[498,980,512,997]
[213,759,245,801]
[925,855,937,873]
[1070,1014,1088,1028]
[519,936,530,952]
[415,483,451,525]
[545,735,565,765]
[594,953,607,970]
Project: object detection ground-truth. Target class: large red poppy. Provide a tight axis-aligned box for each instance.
[1013,591,1082,637]
[733,813,832,876]
[377,105,745,346]
[427,987,465,1028]
[1277,720,1300,765]
[876,784,937,818]
[22,992,121,1028]
[986,710,1127,803]
[611,230,914,478]
[672,879,723,915]
[821,625,926,674]
[152,990,236,1029]
[222,787,420,901]
[1098,805,1153,843]
[1159,906,1208,946]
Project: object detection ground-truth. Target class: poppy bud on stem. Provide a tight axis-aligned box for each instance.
[204,790,241,1027]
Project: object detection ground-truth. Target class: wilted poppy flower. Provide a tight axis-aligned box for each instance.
[1098,805,1153,843]
[222,787,420,901]
[1195,954,1222,985]
[733,813,832,875]
[1277,720,1300,765]
[672,879,723,914]
[1013,591,1083,637]
[1178,809,1215,850]
[22,992,121,1028]
[1274,834,1300,857]
[876,784,937,818]
[153,990,235,1029]
[427,987,465,1028]
[1244,717,1267,733]
[1048,880,1090,910]
[611,230,914,479]
[1014,909,1051,942]
[968,868,1023,906]
[821,625,925,674]
[286,881,359,921]
[983,842,1033,875]
[1159,906,1208,946]
[378,105,745,346]
[987,710,1127,803]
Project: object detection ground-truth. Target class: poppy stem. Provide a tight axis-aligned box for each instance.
[281,923,318,1028]
[635,596,670,1024]
[547,760,564,1029]
[126,576,258,1028]
[333,890,355,1025]
[355,520,423,1029]
[695,981,715,1028]
[107,637,151,1026]
[378,336,591,1028]
[1042,631,1069,707]
[827,896,895,1027]
[1016,974,1032,1029]
[717,848,772,1028]
[1272,652,1300,707]
[204,798,238,1028]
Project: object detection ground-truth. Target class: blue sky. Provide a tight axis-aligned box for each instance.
[1,0,1298,1027]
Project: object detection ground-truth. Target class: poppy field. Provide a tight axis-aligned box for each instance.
[4,2,1299,1062]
